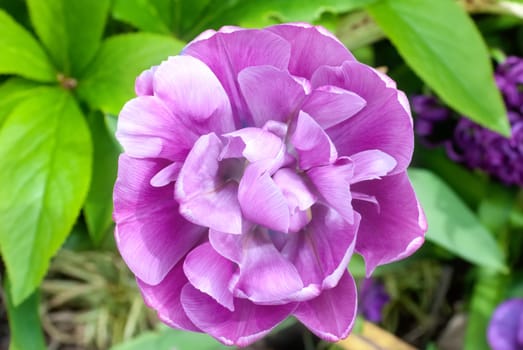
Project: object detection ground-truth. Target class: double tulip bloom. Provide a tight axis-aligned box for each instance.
[113,23,426,346]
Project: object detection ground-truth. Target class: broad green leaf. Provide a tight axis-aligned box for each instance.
[27,0,110,76]
[0,87,92,305]
[110,327,229,350]
[0,10,56,82]
[367,0,510,136]
[84,112,121,245]
[77,33,185,115]
[0,78,44,127]
[112,0,377,40]
[4,278,46,350]
[408,168,506,272]
[464,269,507,350]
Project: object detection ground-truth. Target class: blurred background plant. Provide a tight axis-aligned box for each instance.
[0,0,522,349]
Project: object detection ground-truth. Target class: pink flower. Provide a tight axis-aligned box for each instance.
[113,23,427,346]
[488,298,523,350]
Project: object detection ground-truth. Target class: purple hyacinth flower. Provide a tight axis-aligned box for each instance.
[113,23,427,346]
[359,278,390,323]
[487,298,523,350]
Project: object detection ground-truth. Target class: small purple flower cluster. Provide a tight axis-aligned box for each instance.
[413,56,523,187]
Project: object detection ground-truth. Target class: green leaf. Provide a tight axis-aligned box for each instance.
[0,10,56,82]
[0,87,92,305]
[0,78,44,127]
[464,269,507,350]
[4,278,47,350]
[84,112,121,245]
[27,0,110,76]
[367,0,510,136]
[110,327,229,350]
[408,168,506,272]
[77,33,185,115]
[112,0,174,34]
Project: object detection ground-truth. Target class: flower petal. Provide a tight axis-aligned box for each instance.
[311,61,413,174]
[350,150,397,184]
[282,205,359,294]
[223,127,284,163]
[114,155,205,285]
[307,159,354,224]
[153,55,235,135]
[135,66,157,96]
[117,96,196,160]
[176,133,243,234]
[487,298,523,350]
[136,262,199,331]
[150,162,182,187]
[267,23,355,78]
[233,227,304,304]
[181,284,296,347]
[352,172,427,275]
[238,161,290,232]
[183,242,236,311]
[238,65,305,126]
[293,271,357,342]
[183,29,291,126]
[302,85,366,129]
[291,111,338,170]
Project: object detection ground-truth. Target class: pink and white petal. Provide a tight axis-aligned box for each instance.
[153,55,235,135]
[293,271,358,342]
[273,168,316,211]
[311,61,413,174]
[209,229,243,264]
[238,65,306,126]
[135,66,157,96]
[307,159,354,224]
[181,285,297,347]
[179,182,243,235]
[183,242,236,311]
[136,262,199,331]
[302,85,366,129]
[117,96,196,160]
[223,127,283,163]
[150,162,182,187]
[350,150,397,184]
[183,29,291,126]
[352,172,427,276]
[238,162,290,233]
[234,227,304,304]
[114,155,205,285]
[267,23,355,78]
[282,205,359,293]
[291,111,338,170]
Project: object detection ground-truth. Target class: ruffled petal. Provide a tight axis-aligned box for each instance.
[238,161,290,232]
[183,29,291,126]
[136,262,199,331]
[267,23,355,78]
[352,172,427,275]
[181,284,296,347]
[291,111,338,170]
[350,150,397,184]
[209,229,242,264]
[293,271,357,342]
[223,127,283,163]
[307,159,354,224]
[150,162,182,187]
[302,85,366,129]
[311,61,413,174]
[135,66,157,96]
[234,227,304,304]
[153,55,235,135]
[117,96,196,160]
[238,65,306,126]
[114,155,205,285]
[282,205,359,294]
[176,133,243,234]
[183,242,236,311]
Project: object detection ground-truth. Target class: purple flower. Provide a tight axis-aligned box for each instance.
[487,298,523,350]
[359,278,390,323]
[113,23,427,346]
[413,56,523,187]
